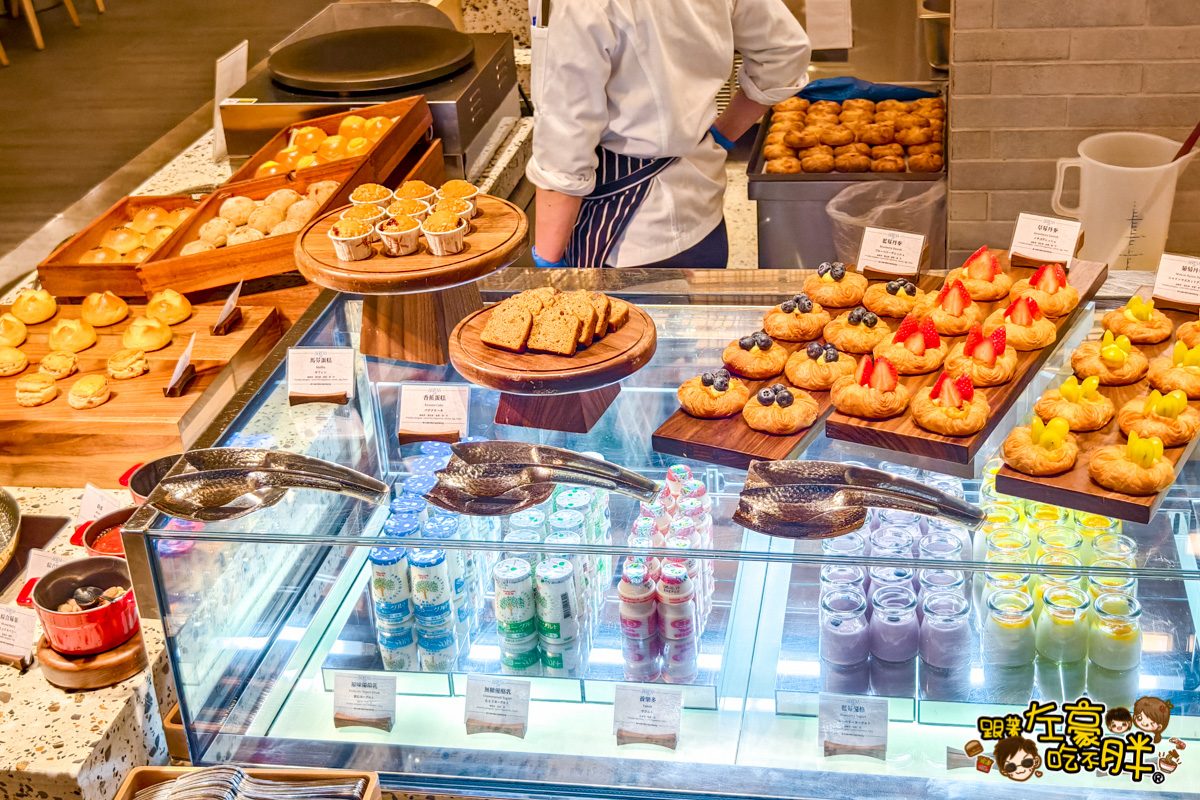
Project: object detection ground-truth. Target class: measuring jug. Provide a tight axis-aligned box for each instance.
[1052,132,1195,270]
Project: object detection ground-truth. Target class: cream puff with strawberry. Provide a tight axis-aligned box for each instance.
[911,372,989,436]
[1148,341,1200,398]
[1002,416,1078,476]
[1009,262,1079,318]
[944,245,1012,301]
[916,279,982,336]
[945,324,1017,387]
[831,354,910,419]
[1034,375,1114,432]
[1102,296,1173,344]
[873,314,946,374]
[1072,330,1148,386]
[983,296,1056,351]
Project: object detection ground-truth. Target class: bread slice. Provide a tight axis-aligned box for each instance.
[480,304,533,353]
[501,291,544,316]
[528,308,581,356]
[529,287,558,305]
[608,298,630,332]
[588,292,612,339]
[553,291,598,348]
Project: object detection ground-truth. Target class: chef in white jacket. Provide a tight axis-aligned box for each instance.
[526,0,810,269]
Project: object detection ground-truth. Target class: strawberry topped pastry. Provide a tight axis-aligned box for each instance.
[945,245,1013,301]
[916,279,983,336]
[1102,296,1173,344]
[911,371,989,436]
[831,354,910,419]
[872,314,947,374]
[945,323,1018,386]
[1009,262,1079,318]
[983,296,1056,350]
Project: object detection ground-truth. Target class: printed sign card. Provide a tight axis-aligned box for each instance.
[333,672,395,732]
[1152,252,1200,309]
[464,674,531,738]
[858,226,926,277]
[613,684,682,749]
[818,693,888,759]
[288,348,355,406]
[1010,213,1082,269]
[397,383,470,444]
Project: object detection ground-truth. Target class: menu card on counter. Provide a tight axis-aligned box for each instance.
[0,606,38,664]
[818,693,888,760]
[288,347,355,406]
[612,684,682,749]
[76,483,122,525]
[464,674,531,738]
[1152,253,1200,308]
[857,226,926,277]
[26,549,70,581]
[1009,213,1082,269]
[333,672,395,732]
[397,383,470,444]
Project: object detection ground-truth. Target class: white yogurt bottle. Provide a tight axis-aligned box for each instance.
[409,549,454,627]
[500,635,542,676]
[675,497,713,546]
[535,559,580,641]
[622,634,662,681]
[503,531,541,567]
[493,558,536,640]
[639,501,671,537]
[656,563,696,640]
[631,516,664,548]
[662,634,698,684]
[545,530,588,609]
[377,617,418,671]
[416,623,458,672]
[618,561,658,639]
[540,638,582,677]
[507,508,547,540]
[368,546,412,618]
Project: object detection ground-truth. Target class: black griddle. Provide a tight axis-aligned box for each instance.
[268,26,475,95]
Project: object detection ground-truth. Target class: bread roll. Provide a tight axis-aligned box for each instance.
[247,205,286,234]
[219,196,257,226]
[199,217,236,246]
[181,240,216,256]
[264,189,302,211]
[227,227,265,246]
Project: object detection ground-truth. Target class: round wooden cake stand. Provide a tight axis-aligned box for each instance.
[37,633,148,690]
[294,195,529,365]
[449,303,657,433]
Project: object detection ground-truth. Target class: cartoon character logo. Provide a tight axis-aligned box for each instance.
[1105,706,1133,734]
[1159,750,1180,774]
[1133,696,1173,743]
[994,735,1041,782]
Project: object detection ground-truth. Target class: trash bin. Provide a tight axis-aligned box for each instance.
[826,180,947,272]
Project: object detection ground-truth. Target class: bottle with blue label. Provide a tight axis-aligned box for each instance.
[384,513,421,539]
[377,617,417,671]
[423,517,467,601]
[416,623,458,672]
[369,546,412,620]
[409,548,453,626]
[401,474,437,497]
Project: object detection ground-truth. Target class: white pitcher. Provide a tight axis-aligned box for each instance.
[1052,132,1195,270]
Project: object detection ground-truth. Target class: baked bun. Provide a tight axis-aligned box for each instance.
[48,319,97,353]
[143,290,192,327]
[895,126,932,146]
[247,205,286,234]
[11,288,57,324]
[0,346,29,377]
[129,205,171,234]
[167,207,193,227]
[765,157,803,174]
[859,124,895,146]
[774,97,810,114]
[81,290,130,327]
[0,313,27,347]
[763,143,797,160]
[306,181,340,206]
[877,100,911,113]
[199,217,236,247]
[806,113,840,128]
[871,156,906,173]
[810,100,842,115]
[123,316,173,352]
[181,240,217,256]
[842,98,875,113]
[801,153,835,173]
[287,198,321,225]
[39,350,78,380]
[270,220,304,236]
[107,348,149,380]
[818,126,855,147]
[68,374,111,410]
[227,227,265,246]
[100,227,143,255]
[124,246,154,264]
[783,127,822,149]
[833,143,870,157]
[871,144,905,159]
[15,372,56,407]
[219,196,257,226]
[265,189,302,211]
[80,247,121,264]
[143,225,175,249]
[834,153,871,172]
[909,153,944,172]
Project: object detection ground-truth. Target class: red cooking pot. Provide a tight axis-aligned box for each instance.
[119,454,184,504]
[71,505,138,558]
[29,556,140,655]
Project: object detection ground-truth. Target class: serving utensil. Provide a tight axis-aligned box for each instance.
[183,449,387,495]
[451,441,658,495]
[132,766,366,800]
[148,468,388,522]
[424,481,556,517]
[437,456,659,502]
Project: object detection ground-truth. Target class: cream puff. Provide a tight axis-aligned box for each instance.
[107,349,149,380]
[145,289,193,325]
[784,341,855,391]
[81,290,129,327]
[38,351,78,380]
[15,372,56,407]
[0,346,29,377]
[944,324,1018,387]
[823,306,891,354]
[802,261,867,308]
[722,331,788,379]
[1088,431,1174,496]
[944,246,1013,301]
[983,296,1056,351]
[1008,262,1079,318]
[1102,296,1173,344]
[917,280,982,336]
[1034,376,1114,432]
[831,354,910,419]
[123,316,173,352]
[911,372,989,436]
[762,293,831,342]
[10,288,56,324]
[862,278,924,319]
[742,383,819,435]
[1148,341,1200,399]
[47,319,97,353]
[0,313,27,347]
[1072,331,1148,386]
[1117,390,1200,447]
[1002,417,1078,476]
[677,369,751,419]
[67,374,111,410]
[871,314,946,375]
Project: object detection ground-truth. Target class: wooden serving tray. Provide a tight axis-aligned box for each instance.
[0,304,281,488]
[995,302,1198,523]
[113,767,382,800]
[824,256,1108,466]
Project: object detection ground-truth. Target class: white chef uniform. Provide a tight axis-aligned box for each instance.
[527,0,810,267]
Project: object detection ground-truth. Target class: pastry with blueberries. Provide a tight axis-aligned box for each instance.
[802,261,868,308]
[823,306,890,354]
[722,331,788,379]
[943,245,1013,301]
[863,278,924,318]
[784,341,855,391]
[872,314,947,375]
[676,368,751,419]
[741,383,820,435]
[762,293,831,342]
[831,354,910,419]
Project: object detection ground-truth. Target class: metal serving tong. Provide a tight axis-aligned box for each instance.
[734,460,985,540]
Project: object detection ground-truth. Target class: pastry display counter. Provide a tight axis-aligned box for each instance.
[123,274,1199,798]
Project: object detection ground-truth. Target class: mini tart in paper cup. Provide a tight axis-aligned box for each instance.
[433,197,474,228]
[438,179,479,218]
[340,203,386,242]
[327,218,374,261]
[394,180,437,203]
[386,198,430,224]
[420,210,467,256]
[349,183,393,206]
[377,216,421,257]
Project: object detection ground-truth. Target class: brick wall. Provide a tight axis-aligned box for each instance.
[948,0,1200,268]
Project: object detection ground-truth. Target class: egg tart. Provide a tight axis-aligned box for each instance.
[722,331,788,379]
[742,383,819,435]
[762,293,831,342]
[1088,431,1174,496]
[785,342,854,390]
[911,372,989,436]
[982,296,1056,351]
[916,280,982,336]
[1148,341,1200,398]
[862,278,924,318]
[1002,417,1078,476]
[944,245,1013,301]
[944,324,1017,387]
[1101,296,1173,344]
[1117,390,1200,447]
[871,314,946,375]
[802,261,868,308]
[1008,262,1079,318]
[831,355,910,419]
[1034,376,1114,432]
[1071,331,1148,386]
[824,306,891,354]
[677,369,751,419]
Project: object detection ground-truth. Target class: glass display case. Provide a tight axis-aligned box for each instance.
[124,271,1200,798]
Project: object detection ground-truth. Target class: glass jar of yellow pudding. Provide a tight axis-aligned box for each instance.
[972,504,1022,562]
[1024,501,1071,537]
[1087,558,1137,623]
[984,589,1036,667]
[1036,525,1083,561]
[977,555,1030,610]
[1088,593,1142,671]
[987,526,1031,563]
[1035,584,1090,663]
[1074,511,1120,565]
[980,482,1022,514]
[1033,551,1084,618]
[1093,533,1138,567]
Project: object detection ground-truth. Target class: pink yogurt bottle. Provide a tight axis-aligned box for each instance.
[618,562,658,639]
[679,479,712,514]
[665,464,692,497]
[656,563,696,640]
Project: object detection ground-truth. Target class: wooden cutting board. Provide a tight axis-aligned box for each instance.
[995,301,1198,523]
[0,304,281,488]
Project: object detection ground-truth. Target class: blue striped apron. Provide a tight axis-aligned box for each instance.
[565,146,677,269]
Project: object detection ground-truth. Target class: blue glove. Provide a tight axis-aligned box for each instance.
[532,246,567,268]
[709,125,736,152]
[798,77,938,103]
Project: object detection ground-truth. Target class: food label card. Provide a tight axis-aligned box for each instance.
[0,606,38,661]
[288,348,356,405]
[1152,253,1200,306]
[76,484,122,525]
[464,675,531,738]
[398,383,470,437]
[612,684,682,749]
[818,693,888,759]
[858,226,925,276]
[1010,213,1082,268]
[333,672,395,732]
[26,549,70,581]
